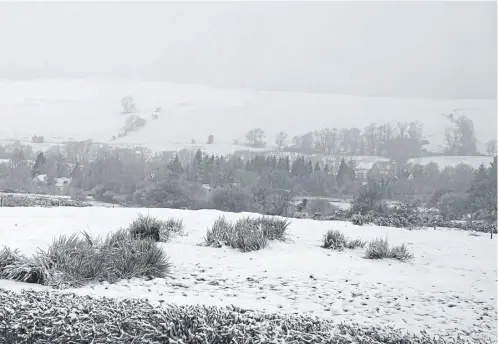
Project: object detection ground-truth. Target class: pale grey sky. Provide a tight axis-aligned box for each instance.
[0,1,496,99]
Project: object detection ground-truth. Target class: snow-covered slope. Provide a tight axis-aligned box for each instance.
[0,207,495,340]
[0,79,496,154]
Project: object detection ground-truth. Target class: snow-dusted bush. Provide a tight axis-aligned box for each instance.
[0,230,170,288]
[364,237,413,262]
[0,289,483,344]
[204,215,235,248]
[321,230,366,250]
[0,247,45,284]
[128,214,183,242]
[256,216,290,241]
[351,214,372,226]
[387,244,414,262]
[232,217,268,252]
[204,216,289,252]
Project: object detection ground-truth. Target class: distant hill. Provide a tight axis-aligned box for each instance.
[0,79,495,155]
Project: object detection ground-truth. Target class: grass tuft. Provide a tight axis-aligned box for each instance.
[322,230,366,250]
[0,230,170,288]
[364,237,413,262]
[128,214,183,242]
[256,216,290,241]
[204,215,290,252]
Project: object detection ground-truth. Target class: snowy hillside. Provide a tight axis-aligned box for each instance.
[0,207,495,340]
[0,79,496,155]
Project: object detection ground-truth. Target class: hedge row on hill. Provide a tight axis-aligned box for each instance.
[0,289,490,344]
[0,194,89,207]
[310,208,497,233]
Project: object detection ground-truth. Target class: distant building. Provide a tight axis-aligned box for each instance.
[55,177,71,192]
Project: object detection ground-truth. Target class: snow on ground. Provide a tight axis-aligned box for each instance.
[0,79,495,154]
[0,207,496,340]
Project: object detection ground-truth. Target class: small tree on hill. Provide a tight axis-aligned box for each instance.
[121,96,136,114]
[207,135,214,144]
[245,128,266,148]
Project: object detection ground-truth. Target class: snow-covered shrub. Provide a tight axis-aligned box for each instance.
[388,244,414,262]
[364,237,390,260]
[204,215,235,248]
[345,238,367,250]
[209,186,254,213]
[256,216,290,241]
[0,230,170,288]
[351,214,372,226]
[204,216,288,252]
[364,237,413,262]
[233,218,268,252]
[0,247,46,284]
[321,230,366,250]
[322,229,347,250]
[128,214,182,242]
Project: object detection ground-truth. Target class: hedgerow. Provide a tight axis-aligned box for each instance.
[0,289,489,344]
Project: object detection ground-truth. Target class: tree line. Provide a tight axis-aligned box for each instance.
[0,139,495,225]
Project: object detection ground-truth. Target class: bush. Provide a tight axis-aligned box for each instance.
[321,230,366,250]
[0,230,170,288]
[204,216,235,248]
[209,186,254,213]
[351,214,372,226]
[233,218,268,252]
[256,216,290,241]
[0,247,46,284]
[306,199,340,218]
[128,214,183,242]
[0,289,480,344]
[364,237,413,262]
[203,216,289,252]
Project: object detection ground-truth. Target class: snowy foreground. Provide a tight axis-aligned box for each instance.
[0,207,496,341]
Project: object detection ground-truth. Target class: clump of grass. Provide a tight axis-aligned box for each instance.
[128,214,183,242]
[256,216,290,241]
[321,230,366,250]
[364,237,413,262]
[204,215,289,252]
[0,247,47,284]
[0,230,170,288]
[164,218,184,235]
[344,238,367,250]
[233,218,268,252]
[387,244,414,262]
[204,215,235,248]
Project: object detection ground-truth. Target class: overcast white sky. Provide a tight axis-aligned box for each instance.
[0,1,496,99]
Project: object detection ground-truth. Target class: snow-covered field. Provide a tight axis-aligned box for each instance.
[0,79,495,155]
[0,207,496,340]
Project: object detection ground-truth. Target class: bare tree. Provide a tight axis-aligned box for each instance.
[275,131,288,150]
[245,128,266,148]
[486,139,497,156]
[121,96,136,114]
